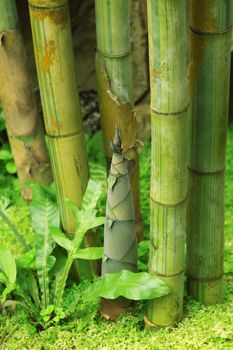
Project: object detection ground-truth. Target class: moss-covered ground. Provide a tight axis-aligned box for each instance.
[0,127,232,350]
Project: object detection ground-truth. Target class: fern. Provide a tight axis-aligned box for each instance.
[30,184,60,308]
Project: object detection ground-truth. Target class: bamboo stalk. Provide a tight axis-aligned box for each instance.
[0,0,52,200]
[187,0,232,304]
[95,0,143,242]
[28,0,98,279]
[147,0,188,327]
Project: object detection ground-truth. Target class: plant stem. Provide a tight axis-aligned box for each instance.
[53,253,73,308]
[54,229,85,307]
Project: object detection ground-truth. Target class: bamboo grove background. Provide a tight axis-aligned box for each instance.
[0,0,232,328]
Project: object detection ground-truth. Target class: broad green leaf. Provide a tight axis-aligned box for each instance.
[0,247,17,302]
[49,248,67,280]
[89,162,107,184]
[30,183,60,308]
[0,247,16,284]
[65,199,105,238]
[6,161,16,174]
[74,247,104,260]
[80,214,105,234]
[50,227,74,252]
[17,270,40,308]
[16,249,36,270]
[30,184,59,234]
[82,179,102,210]
[65,180,103,219]
[86,270,171,300]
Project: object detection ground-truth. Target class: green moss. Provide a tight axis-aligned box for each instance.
[0,128,232,349]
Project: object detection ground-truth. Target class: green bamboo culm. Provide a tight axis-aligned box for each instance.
[0,0,52,201]
[187,0,233,304]
[28,0,97,280]
[102,128,137,276]
[146,0,188,327]
[95,0,143,242]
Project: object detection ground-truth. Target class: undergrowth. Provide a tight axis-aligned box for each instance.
[0,128,232,350]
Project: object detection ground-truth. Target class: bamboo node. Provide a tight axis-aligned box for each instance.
[97,49,131,59]
[150,269,185,279]
[151,104,189,117]
[190,25,233,36]
[28,1,67,10]
[150,196,187,208]
[187,274,224,283]
[188,167,225,176]
[46,130,83,139]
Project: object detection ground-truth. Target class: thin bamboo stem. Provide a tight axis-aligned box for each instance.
[147,0,188,327]
[28,0,98,280]
[0,0,52,200]
[95,0,143,242]
[187,0,233,304]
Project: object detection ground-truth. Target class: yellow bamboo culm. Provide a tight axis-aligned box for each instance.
[28,0,99,279]
[0,0,52,200]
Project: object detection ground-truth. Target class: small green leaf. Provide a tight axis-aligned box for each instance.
[86,270,170,300]
[74,247,104,260]
[50,227,74,252]
[138,240,150,258]
[0,109,5,131]
[6,161,16,174]
[137,261,148,272]
[0,149,12,161]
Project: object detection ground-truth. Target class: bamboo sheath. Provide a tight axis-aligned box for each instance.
[95,0,143,242]
[147,0,188,326]
[0,0,52,200]
[102,130,137,276]
[187,0,232,304]
[28,0,97,279]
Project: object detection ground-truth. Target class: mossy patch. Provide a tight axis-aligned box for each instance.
[0,128,232,350]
